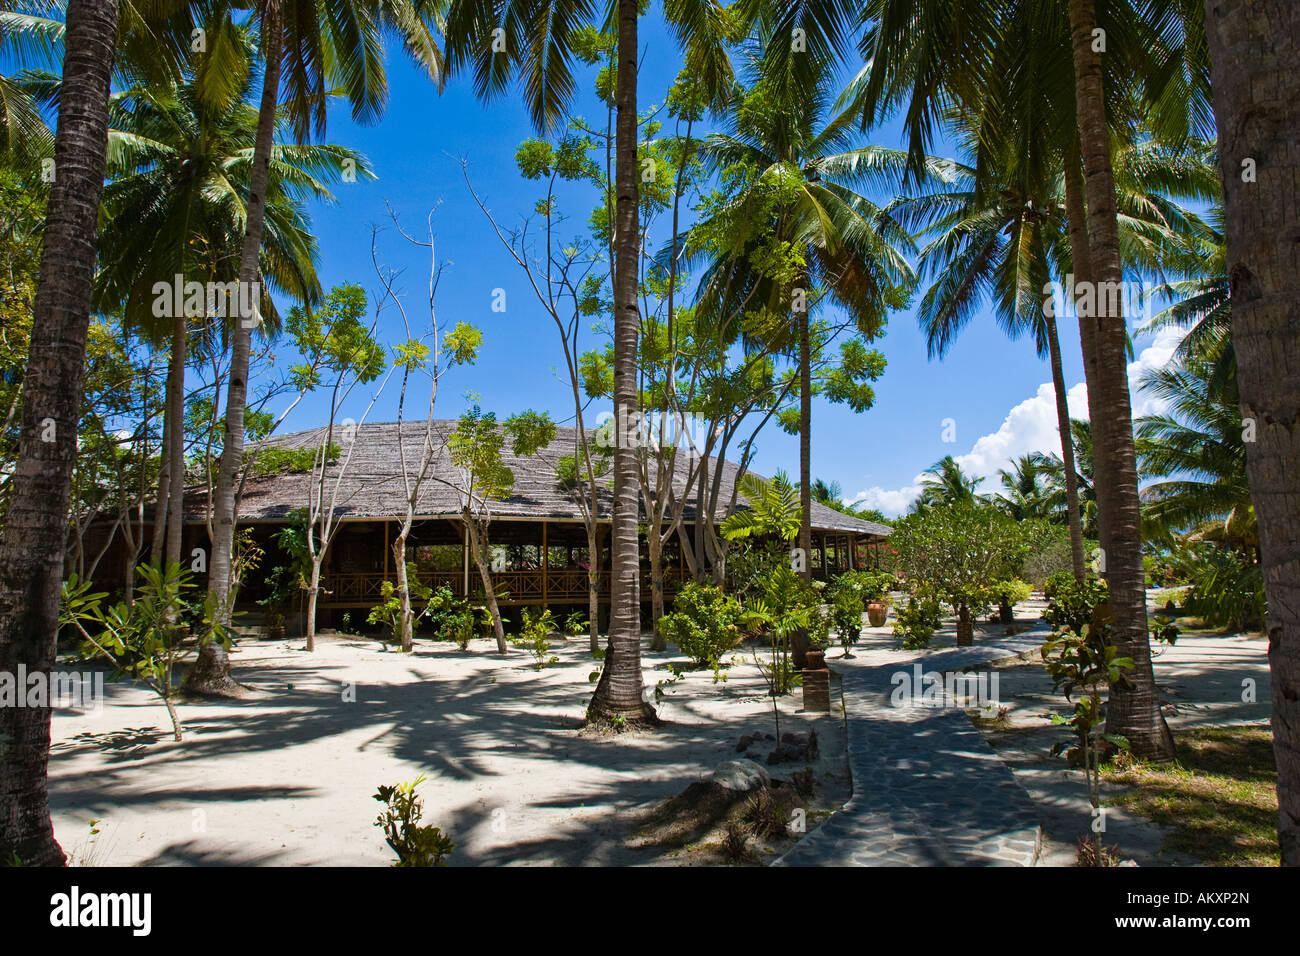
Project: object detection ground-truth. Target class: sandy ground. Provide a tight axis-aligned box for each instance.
[48,631,849,867]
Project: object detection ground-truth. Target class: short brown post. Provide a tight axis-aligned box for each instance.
[802,647,831,713]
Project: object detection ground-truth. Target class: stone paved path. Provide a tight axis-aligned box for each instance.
[775,630,1049,867]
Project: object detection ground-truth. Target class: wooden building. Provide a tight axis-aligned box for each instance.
[98,421,891,625]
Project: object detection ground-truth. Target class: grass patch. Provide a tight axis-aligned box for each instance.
[1103,726,1278,866]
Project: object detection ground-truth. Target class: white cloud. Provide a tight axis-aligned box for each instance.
[847,327,1186,518]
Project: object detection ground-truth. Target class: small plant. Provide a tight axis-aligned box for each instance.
[340,612,353,633]
[564,610,589,636]
[1150,615,1179,646]
[1043,570,1076,601]
[588,646,606,683]
[1076,834,1124,867]
[373,774,456,867]
[830,587,864,656]
[741,789,787,839]
[657,582,743,668]
[513,608,560,669]
[61,563,221,742]
[1041,622,1135,866]
[719,820,756,864]
[892,595,942,650]
[1044,577,1110,635]
[653,661,685,704]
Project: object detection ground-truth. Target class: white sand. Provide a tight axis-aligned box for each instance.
[48,633,847,866]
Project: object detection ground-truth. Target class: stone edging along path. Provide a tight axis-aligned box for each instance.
[774,628,1051,867]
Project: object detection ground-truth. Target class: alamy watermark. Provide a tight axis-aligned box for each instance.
[1042,274,1156,323]
[593,405,715,456]
[0,665,104,714]
[889,664,1000,710]
[151,273,262,326]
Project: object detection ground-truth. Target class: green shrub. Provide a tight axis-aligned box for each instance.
[830,588,864,650]
[373,775,455,867]
[1176,544,1265,632]
[1043,570,1076,601]
[1044,577,1110,636]
[564,609,589,636]
[658,582,743,667]
[892,595,942,650]
[996,578,1034,608]
[512,608,560,670]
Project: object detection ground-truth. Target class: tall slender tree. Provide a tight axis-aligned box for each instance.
[0,0,119,868]
[441,0,736,727]
[189,0,443,694]
[1203,0,1300,865]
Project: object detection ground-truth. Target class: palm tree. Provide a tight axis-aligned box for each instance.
[684,50,921,662]
[913,455,986,512]
[996,455,1055,521]
[839,0,1205,761]
[92,25,369,573]
[191,0,442,694]
[441,0,736,728]
[1038,418,1098,539]
[0,0,119,869]
[1203,0,1300,870]
[1135,348,1249,546]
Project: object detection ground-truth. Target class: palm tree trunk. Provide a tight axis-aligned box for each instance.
[1067,0,1173,761]
[164,314,187,567]
[1204,0,1300,865]
[587,0,656,727]
[188,12,282,695]
[1063,145,1110,556]
[0,0,119,867]
[150,419,171,568]
[793,306,813,668]
[1043,307,1087,581]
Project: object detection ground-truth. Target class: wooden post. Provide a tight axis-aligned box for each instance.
[541,520,548,607]
[383,520,390,580]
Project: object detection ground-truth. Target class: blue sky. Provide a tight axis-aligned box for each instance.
[250,13,1180,517]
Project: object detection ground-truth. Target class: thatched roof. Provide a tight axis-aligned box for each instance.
[183,421,891,537]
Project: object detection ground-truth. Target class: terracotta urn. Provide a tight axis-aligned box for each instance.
[866,601,888,627]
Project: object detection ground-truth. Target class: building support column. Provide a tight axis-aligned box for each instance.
[541,520,548,607]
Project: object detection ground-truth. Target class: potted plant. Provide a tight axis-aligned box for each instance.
[863,570,894,627]
[258,564,297,639]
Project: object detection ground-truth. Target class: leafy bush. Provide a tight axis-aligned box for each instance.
[564,609,589,636]
[373,775,455,867]
[658,582,743,667]
[889,505,1025,626]
[996,578,1034,608]
[892,595,942,650]
[1042,570,1076,601]
[61,562,221,742]
[1175,544,1265,632]
[830,588,864,651]
[1150,615,1179,646]
[1044,577,1110,636]
[807,603,833,651]
[512,608,560,670]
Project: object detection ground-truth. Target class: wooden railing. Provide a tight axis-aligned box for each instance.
[319,565,690,606]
